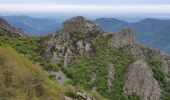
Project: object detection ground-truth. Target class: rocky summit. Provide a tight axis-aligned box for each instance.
[39,16,170,100]
[39,16,103,67]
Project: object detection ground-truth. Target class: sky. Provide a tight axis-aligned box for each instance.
[1,0,170,4]
[0,0,170,20]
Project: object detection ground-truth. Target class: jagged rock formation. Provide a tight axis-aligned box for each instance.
[124,59,161,100]
[61,16,103,34]
[39,16,170,100]
[108,27,136,48]
[109,27,161,100]
[0,17,24,37]
[141,46,170,79]
[39,16,103,67]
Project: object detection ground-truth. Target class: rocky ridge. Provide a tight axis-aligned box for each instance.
[40,16,102,67]
[39,16,170,100]
[0,17,24,37]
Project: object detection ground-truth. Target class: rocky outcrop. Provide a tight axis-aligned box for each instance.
[61,16,103,34]
[46,70,68,85]
[40,16,101,67]
[39,16,170,100]
[140,45,170,79]
[124,59,161,100]
[0,17,24,37]
[63,92,95,100]
[107,63,115,91]
[108,28,145,59]
[108,27,136,48]
[149,48,170,77]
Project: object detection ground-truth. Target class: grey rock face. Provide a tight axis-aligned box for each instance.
[122,44,145,59]
[46,70,68,85]
[150,49,170,77]
[124,59,161,100]
[40,16,168,100]
[40,16,100,67]
[107,63,115,91]
[90,72,97,83]
[61,16,103,34]
[141,45,170,78]
[108,27,136,48]
[63,92,95,100]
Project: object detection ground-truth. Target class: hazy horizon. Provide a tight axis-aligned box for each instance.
[2,13,170,23]
[1,0,170,22]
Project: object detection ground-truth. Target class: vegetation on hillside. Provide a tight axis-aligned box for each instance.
[0,47,105,100]
[63,34,137,100]
[1,29,169,100]
[0,34,106,99]
[147,58,170,100]
[0,47,62,100]
[142,46,170,100]
[0,35,58,71]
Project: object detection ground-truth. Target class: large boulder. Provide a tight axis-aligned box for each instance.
[124,59,161,100]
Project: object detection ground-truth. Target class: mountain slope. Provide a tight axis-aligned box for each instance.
[1,16,170,100]
[0,19,105,100]
[0,47,61,100]
[3,15,170,54]
[3,15,61,36]
[131,18,170,54]
[40,16,170,100]
[94,18,170,54]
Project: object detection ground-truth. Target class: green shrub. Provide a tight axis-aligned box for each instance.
[63,35,135,99]
[0,47,62,100]
[0,35,58,71]
[147,57,170,100]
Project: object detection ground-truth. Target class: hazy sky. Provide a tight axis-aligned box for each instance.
[1,0,170,4]
[0,0,170,19]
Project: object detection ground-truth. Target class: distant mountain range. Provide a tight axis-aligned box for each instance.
[2,15,170,54]
[94,18,170,54]
[3,15,61,36]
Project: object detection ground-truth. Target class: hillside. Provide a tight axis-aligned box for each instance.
[39,16,170,100]
[0,17,105,100]
[0,47,106,100]
[93,18,170,54]
[0,16,170,100]
[0,47,61,100]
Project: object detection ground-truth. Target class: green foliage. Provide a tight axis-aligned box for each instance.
[64,85,79,99]
[0,35,59,71]
[0,47,62,100]
[147,58,166,86]
[161,81,170,100]
[63,35,135,100]
[69,30,86,42]
[128,94,140,100]
[140,46,170,100]
[147,57,170,100]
